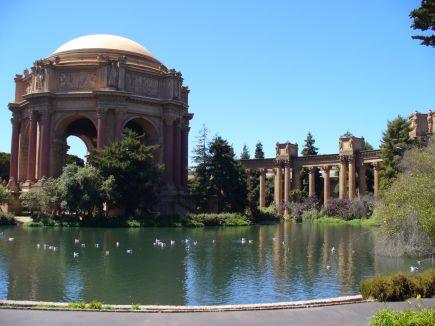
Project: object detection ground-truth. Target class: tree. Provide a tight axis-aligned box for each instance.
[208,136,248,212]
[65,154,85,167]
[410,0,435,47]
[0,153,10,182]
[19,190,42,216]
[91,130,163,216]
[189,125,211,212]
[364,141,374,193]
[300,132,321,199]
[0,184,11,205]
[379,116,412,190]
[254,141,265,159]
[240,144,250,159]
[40,178,62,216]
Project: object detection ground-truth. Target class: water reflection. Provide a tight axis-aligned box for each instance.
[0,223,427,305]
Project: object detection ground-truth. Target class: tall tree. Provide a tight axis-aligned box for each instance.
[410,0,435,47]
[65,154,85,167]
[379,116,412,190]
[91,129,163,216]
[208,136,248,212]
[0,153,10,182]
[254,141,265,159]
[364,141,375,193]
[300,132,321,199]
[240,144,250,159]
[189,125,211,212]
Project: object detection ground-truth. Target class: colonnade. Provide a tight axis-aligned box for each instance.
[251,159,381,212]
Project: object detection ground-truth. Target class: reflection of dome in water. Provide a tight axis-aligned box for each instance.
[53,34,157,60]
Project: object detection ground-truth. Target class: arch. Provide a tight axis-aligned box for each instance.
[122,116,159,145]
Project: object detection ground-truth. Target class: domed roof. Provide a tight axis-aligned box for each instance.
[53,34,156,59]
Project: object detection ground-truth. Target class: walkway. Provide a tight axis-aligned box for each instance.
[0,298,433,326]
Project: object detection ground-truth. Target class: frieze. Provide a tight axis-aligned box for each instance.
[57,71,96,91]
[125,71,159,97]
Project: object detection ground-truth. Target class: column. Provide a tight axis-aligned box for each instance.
[115,110,124,140]
[323,166,331,206]
[373,162,380,198]
[181,125,189,190]
[259,169,266,208]
[339,157,347,199]
[163,118,174,188]
[348,156,356,200]
[275,166,282,212]
[308,166,316,197]
[97,108,106,149]
[358,163,366,196]
[284,164,290,205]
[173,120,182,189]
[39,110,51,178]
[9,116,20,182]
[246,169,253,209]
[26,111,37,182]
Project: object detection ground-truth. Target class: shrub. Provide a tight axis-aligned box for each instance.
[361,269,435,301]
[68,301,86,309]
[291,196,320,221]
[252,206,280,222]
[87,301,103,309]
[0,212,15,225]
[184,213,251,227]
[131,304,141,310]
[371,309,435,326]
[301,209,324,222]
[19,190,42,216]
[0,184,11,205]
[127,219,141,228]
[350,195,375,219]
[325,198,352,220]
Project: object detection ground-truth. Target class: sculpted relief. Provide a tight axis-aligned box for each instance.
[57,71,96,91]
[125,71,159,97]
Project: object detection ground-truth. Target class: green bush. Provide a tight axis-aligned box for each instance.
[184,213,252,227]
[126,219,141,227]
[87,301,103,309]
[371,309,435,326]
[0,212,15,225]
[301,209,324,222]
[361,269,435,301]
[68,301,86,309]
[0,184,11,205]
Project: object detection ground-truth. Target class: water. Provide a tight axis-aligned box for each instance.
[0,223,428,305]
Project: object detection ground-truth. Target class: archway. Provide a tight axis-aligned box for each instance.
[123,117,158,146]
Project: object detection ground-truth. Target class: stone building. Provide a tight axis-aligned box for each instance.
[7,34,193,213]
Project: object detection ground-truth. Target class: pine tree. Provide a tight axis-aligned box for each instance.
[254,142,265,159]
[300,132,320,199]
[240,144,250,159]
[380,116,412,190]
[410,0,435,47]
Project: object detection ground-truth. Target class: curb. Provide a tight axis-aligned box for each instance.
[0,295,366,313]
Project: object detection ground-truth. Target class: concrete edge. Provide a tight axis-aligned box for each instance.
[0,295,368,313]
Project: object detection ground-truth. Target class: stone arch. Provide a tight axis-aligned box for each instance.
[52,114,98,176]
[122,116,159,146]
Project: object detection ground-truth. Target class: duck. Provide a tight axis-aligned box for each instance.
[248,240,253,244]
[410,266,418,272]
[170,240,175,246]
[326,265,331,270]
[8,237,14,241]
[126,249,133,254]
[331,246,336,254]
[81,243,86,248]
[73,252,79,258]
[116,242,120,247]
[36,243,40,249]
[95,243,99,248]
[74,239,80,244]
[105,251,110,256]
[241,238,246,244]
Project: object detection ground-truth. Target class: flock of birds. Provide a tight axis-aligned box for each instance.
[0,232,428,273]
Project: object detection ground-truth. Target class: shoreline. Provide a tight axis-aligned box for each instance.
[0,295,365,313]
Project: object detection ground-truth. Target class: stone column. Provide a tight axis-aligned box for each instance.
[26,110,38,182]
[115,110,124,140]
[9,115,20,183]
[308,166,316,197]
[339,157,347,199]
[173,120,182,189]
[275,166,282,212]
[292,167,301,200]
[39,110,51,178]
[97,108,106,149]
[358,163,366,197]
[259,169,266,208]
[348,156,356,200]
[284,164,290,205]
[322,165,331,207]
[163,118,174,189]
[373,162,380,198]
[181,125,190,190]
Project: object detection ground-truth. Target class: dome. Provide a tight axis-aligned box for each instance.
[53,34,157,59]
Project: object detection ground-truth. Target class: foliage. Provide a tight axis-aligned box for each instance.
[207,136,248,212]
[0,152,10,182]
[350,195,376,219]
[301,209,324,222]
[379,116,412,190]
[254,141,265,159]
[325,198,352,220]
[131,304,141,310]
[371,309,435,326]
[68,301,86,309]
[65,154,85,167]
[300,132,321,199]
[91,130,163,216]
[240,144,250,159]
[374,138,435,255]
[183,213,251,227]
[361,269,435,302]
[0,212,16,225]
[291,196,320,221]
[253,205,280,222]
[409,0,435,47]
[0,184,11,205]
[87,301,103,310]
[39,178,62,215]
[19,190,42,216]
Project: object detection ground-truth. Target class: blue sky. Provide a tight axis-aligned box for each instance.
[0,0,433,162]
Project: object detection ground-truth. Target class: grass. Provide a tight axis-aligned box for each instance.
[131,304,141,310]
[361,269,435,301]
[314,216,380,227]
[371,309,435,326]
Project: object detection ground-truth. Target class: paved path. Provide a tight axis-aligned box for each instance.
[0,298,433,326]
